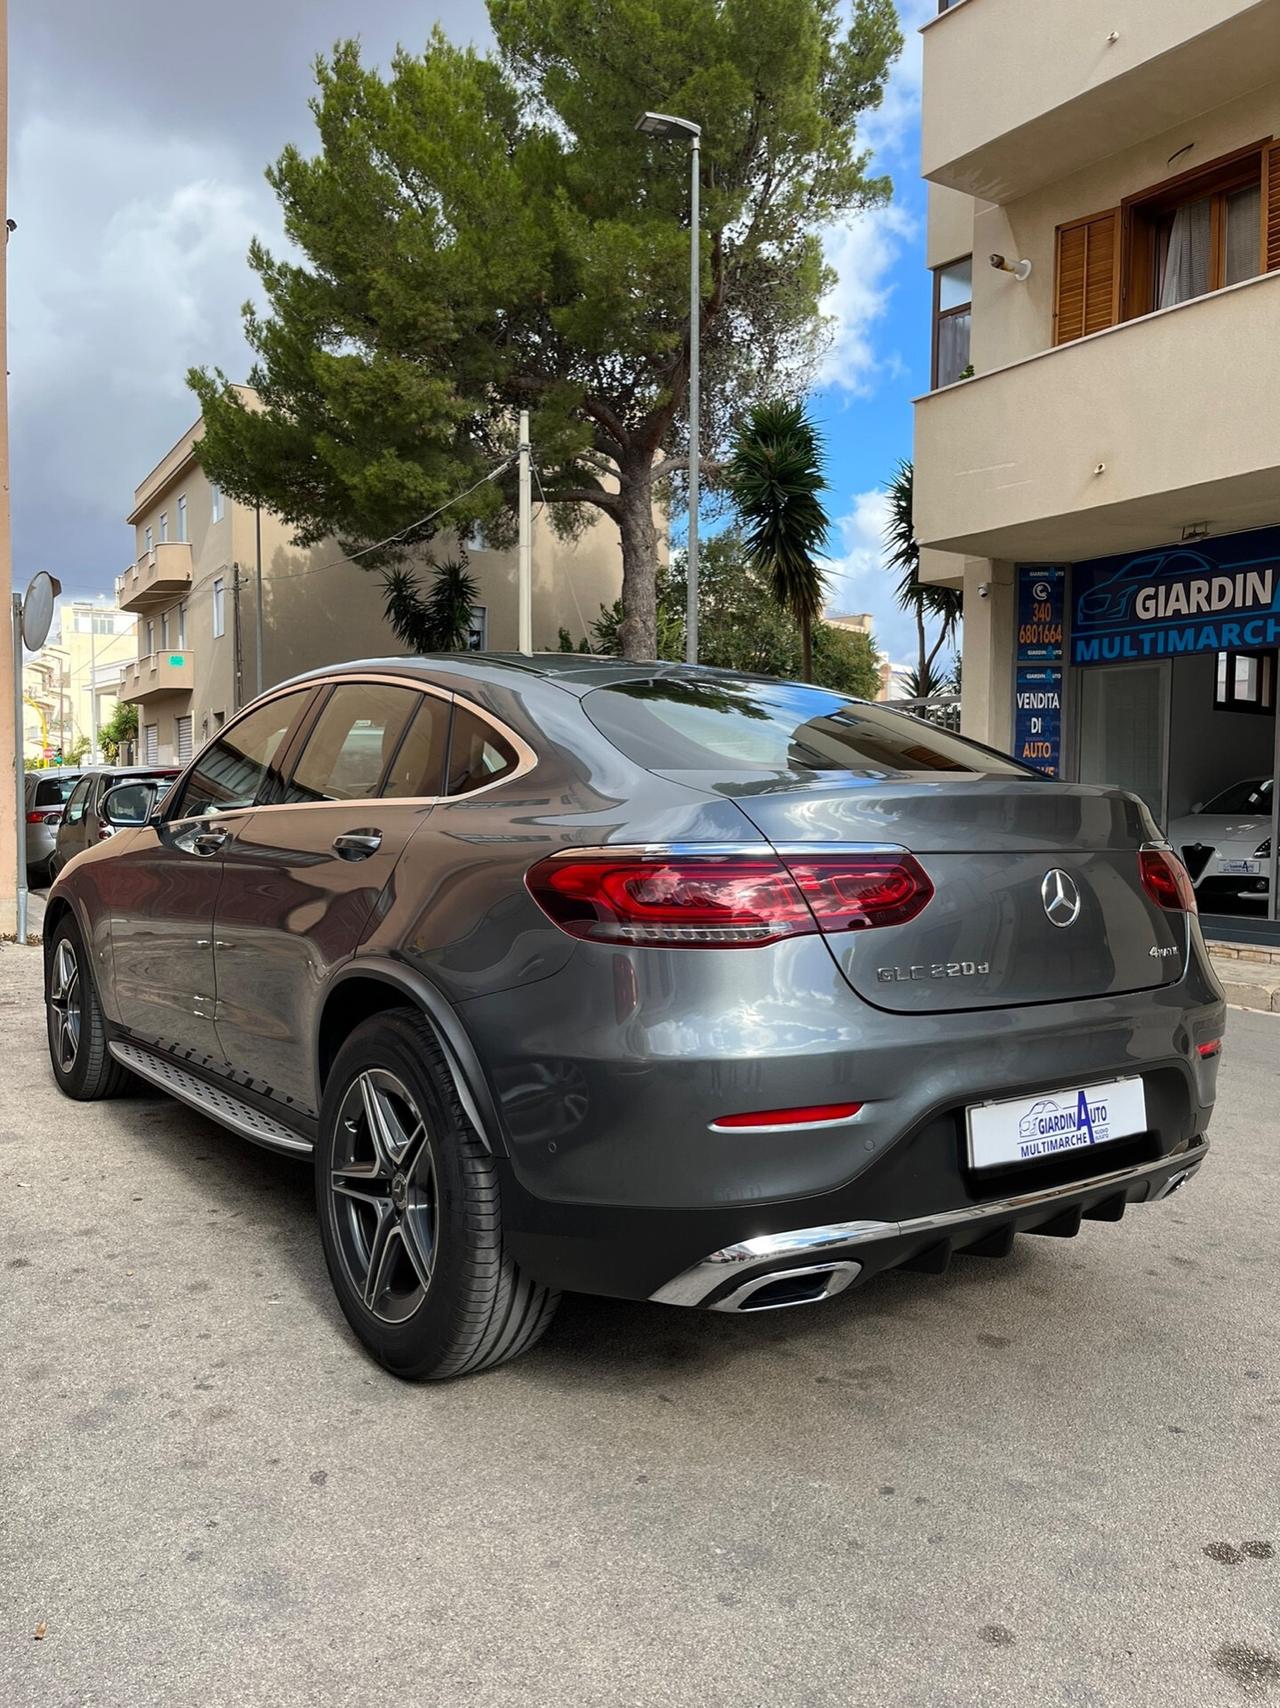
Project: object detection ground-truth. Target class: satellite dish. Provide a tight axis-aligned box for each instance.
[20,571,61,650]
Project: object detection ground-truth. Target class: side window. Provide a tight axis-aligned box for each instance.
[172,690,310,820]
[287,682,420,803]
[64,775,93,825]
[446,705,520,796]
[381,695,452,798]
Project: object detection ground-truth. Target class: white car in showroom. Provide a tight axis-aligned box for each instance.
[1167,777,1272,908]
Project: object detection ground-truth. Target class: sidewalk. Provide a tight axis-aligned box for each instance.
[1207,939,1280,1014]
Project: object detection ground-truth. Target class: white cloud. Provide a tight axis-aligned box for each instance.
[860,0,937,171]
[822,486,945,672]
[816,0,934,396]
[817,203,917,394]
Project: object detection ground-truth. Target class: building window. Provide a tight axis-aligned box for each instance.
[145,619,155,656]
[1215,649,1276,714]
[177,603,187,648]
[159,511,169,544]
[932,257,972,388]
[176,714,194,763]
[144,724,159,765]
[177,495,188,543]
[161,612,169,650]
[93,612,115,635]
[467,606,488,651]
[212,577,226,639]
[1118,144,1271,322]
[144,525,154,556]
[213,709,225,730]
[211,484,224,524]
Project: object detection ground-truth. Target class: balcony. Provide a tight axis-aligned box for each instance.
[922,0,1280,202]
[118,650,194,704]
[913,270,1280,564]
[116,542,193,614]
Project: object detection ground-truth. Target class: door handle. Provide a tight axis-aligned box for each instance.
[333,829,383,861]
[192,826,229,856]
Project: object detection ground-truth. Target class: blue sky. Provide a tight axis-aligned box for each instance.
[11,0,933,664]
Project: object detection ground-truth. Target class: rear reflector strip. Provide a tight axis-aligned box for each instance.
[711,1102,863,1130]
[1196,1039,1222,1059]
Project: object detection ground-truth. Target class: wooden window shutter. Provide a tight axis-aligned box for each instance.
[1054,209,1120,345]
[1266,142,1280,273]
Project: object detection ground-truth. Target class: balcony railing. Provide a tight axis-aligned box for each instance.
[116,542,193,614]
[914,270,1280,564]
[922,0,1280,202]
[118,650,195,704]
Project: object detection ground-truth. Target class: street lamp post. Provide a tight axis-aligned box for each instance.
[635,110,701,665]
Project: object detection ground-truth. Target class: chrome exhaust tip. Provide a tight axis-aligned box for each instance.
[709,1260,862,1314]
[1152,1164,1199,1201]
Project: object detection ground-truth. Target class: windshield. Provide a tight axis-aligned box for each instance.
[1200,777,1273,816]
[582,677,1036,778]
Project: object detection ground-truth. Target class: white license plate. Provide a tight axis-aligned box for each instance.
[967,1077,1147,1171]
[1220,859,1261,875]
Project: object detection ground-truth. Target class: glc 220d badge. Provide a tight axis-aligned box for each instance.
[876,960,992,984]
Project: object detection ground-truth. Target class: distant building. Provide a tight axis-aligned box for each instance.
[826,611,874,638]
[22,600,135,761]
[118,403,631,764]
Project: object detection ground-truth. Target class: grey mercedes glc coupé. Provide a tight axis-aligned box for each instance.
[43,655,1224,1379]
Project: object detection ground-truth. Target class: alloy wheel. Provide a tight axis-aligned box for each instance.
[329,1069,438,1325]
[49,939,81,1073]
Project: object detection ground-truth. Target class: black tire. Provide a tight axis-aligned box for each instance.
[316,1009,559,1381]
[45,916,133,1100]
[27,860,50,889]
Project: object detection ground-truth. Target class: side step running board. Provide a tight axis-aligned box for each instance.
[109,1041,313,1156]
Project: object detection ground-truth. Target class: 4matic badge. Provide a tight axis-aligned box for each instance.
[876,959,991,984]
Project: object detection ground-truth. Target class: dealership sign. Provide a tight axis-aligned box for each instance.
[1071,526,1280,664]
[1014,567,1064,775]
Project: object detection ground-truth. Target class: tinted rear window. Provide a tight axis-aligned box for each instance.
[582,678,1033,778]
[1201,778,1271,815]
[32,776,80,807]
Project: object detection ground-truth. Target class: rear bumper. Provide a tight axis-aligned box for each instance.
[650,1142,1208,1310]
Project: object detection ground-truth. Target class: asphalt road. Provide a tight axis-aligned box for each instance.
[1,944,1277,1708]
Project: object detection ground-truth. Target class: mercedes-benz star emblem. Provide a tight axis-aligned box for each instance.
[1041,868,1082,928]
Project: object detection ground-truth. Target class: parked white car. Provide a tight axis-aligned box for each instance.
[1167,777,1272,907]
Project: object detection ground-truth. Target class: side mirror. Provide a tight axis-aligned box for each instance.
[102,780,160,828]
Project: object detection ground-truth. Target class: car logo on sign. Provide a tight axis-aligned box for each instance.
[1041,868,1081,928]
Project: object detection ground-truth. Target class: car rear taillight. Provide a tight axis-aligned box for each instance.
[1139,849,1197,914]
[524,849,934,948]
[25,809,61,825]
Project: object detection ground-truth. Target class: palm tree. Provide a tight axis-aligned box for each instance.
[381,558,480,652]
[883,460,963,691]
[728,400,830,681]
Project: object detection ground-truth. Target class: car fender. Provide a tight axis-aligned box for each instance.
[317,957,509,1156]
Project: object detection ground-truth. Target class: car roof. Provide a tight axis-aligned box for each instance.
[273,653,834,701]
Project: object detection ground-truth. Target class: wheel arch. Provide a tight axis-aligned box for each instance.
[316,961,507,1156]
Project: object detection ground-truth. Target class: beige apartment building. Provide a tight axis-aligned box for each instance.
[118,412,628,764]
[915,0,1280,931]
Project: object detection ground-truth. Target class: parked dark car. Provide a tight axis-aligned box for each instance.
[42,657,1224,1380]
[24,768,84,883]
[51,766,180,877]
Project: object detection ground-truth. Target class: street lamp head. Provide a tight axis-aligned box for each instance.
[635,110,701,142]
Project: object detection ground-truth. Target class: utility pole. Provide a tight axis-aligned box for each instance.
[517,410,532,655]
[254,503,264,697]
[232,563,243,711]
[89,618,98,763]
